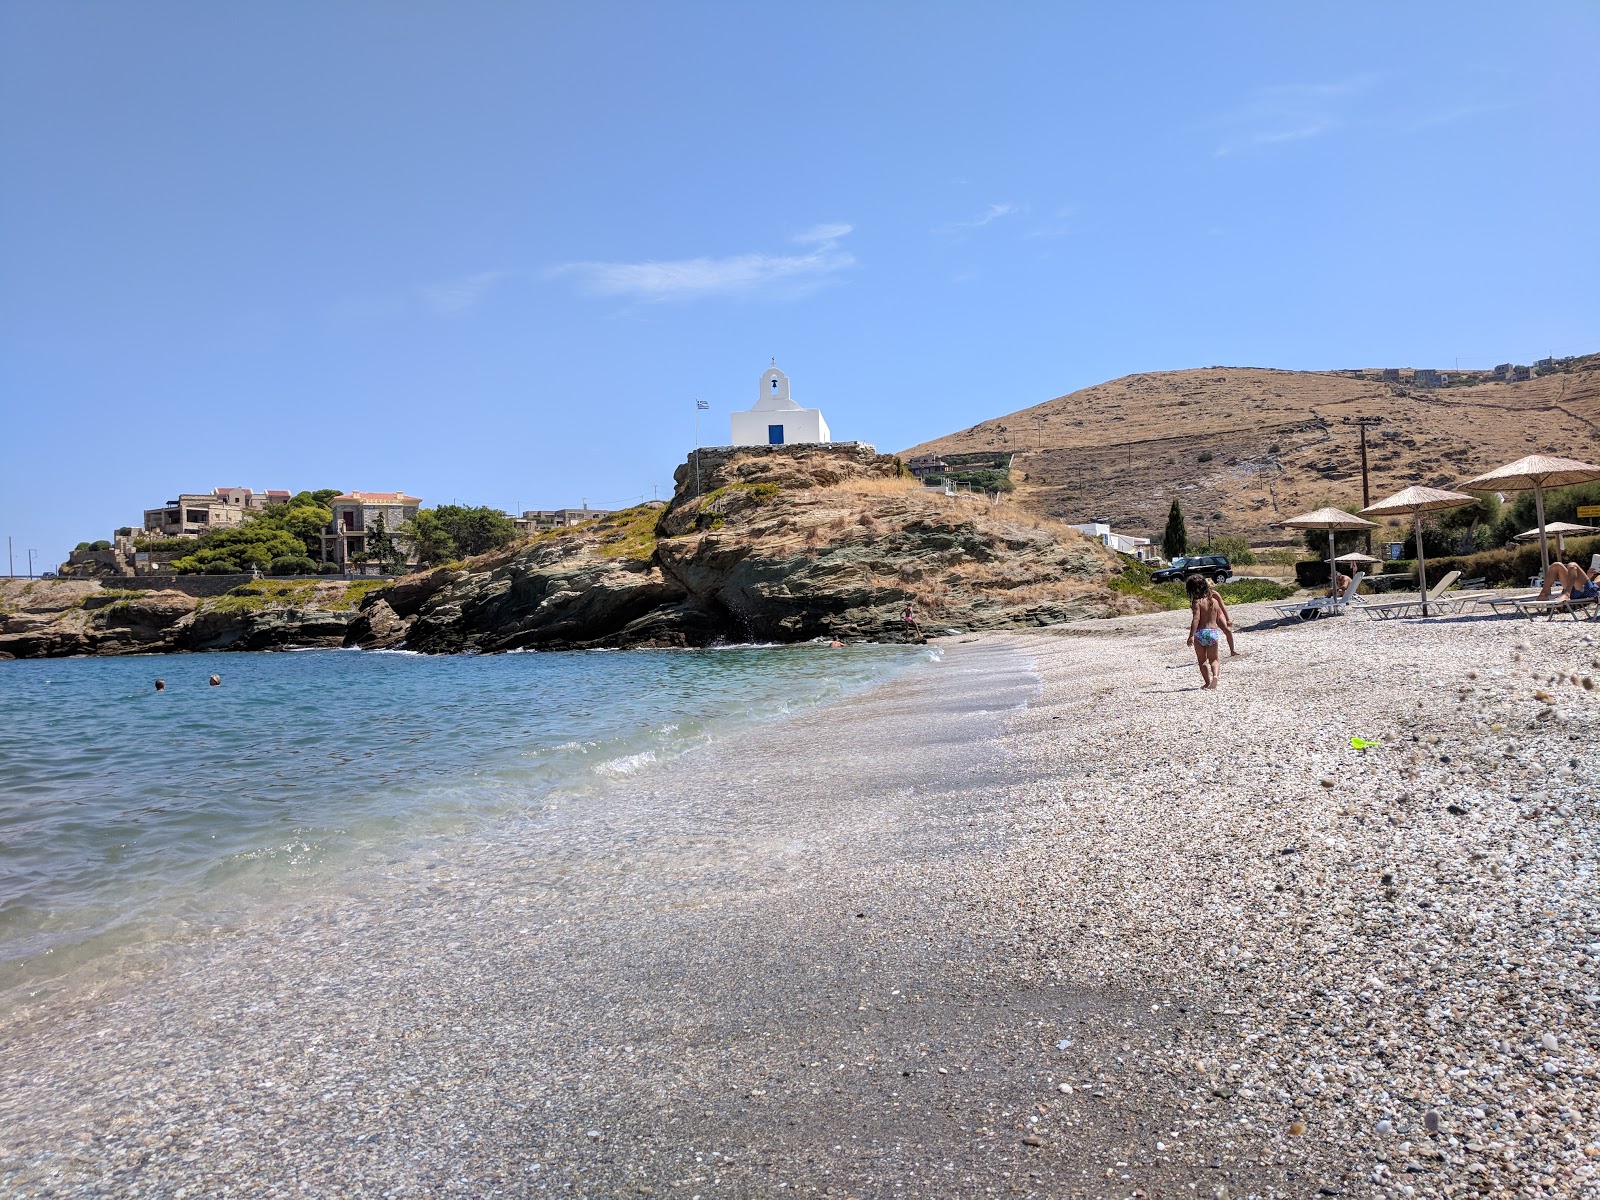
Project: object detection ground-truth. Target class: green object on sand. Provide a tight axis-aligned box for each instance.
[1350,736,1380,750]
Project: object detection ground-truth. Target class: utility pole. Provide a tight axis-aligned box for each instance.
[1343,416,1384,556]
[28,549,38,579]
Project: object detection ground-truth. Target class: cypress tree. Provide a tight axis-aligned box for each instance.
[1162,499,1188,560]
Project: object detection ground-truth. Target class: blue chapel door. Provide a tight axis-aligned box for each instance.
[767,424,784,445]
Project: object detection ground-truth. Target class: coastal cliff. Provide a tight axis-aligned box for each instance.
[0,446,1125,659]
[0,579,373,659]
[356,444,1123,652]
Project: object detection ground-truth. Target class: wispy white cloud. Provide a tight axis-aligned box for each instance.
[1025,206,1079,240]
[935,202,1023,235]
[1405,101,1515,132]
[417,270,506,314]
[794,222,853,244]
[547,225,854,303]
[1211,75,1376,157]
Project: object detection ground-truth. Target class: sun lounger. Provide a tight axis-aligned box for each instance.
[1354,570,1463,619]
[1270,572,1366,621]
[1453,588,1542,615]
[1511,593,1599,621]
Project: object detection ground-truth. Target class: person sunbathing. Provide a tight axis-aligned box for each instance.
[1565,562,1599,601]
[1537,561,1599,602]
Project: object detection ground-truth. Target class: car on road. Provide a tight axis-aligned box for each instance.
[1151,554,1232,584]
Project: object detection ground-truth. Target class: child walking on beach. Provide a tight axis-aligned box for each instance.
[1186,576,1224,689]
[1205,579,1238,656]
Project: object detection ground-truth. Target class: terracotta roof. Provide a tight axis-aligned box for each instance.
[265,490,291,498]
[332,491,422,505]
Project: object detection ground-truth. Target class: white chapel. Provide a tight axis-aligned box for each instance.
[730,361,831,447]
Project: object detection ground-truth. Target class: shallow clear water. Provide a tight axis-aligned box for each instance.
[0,644,931,989]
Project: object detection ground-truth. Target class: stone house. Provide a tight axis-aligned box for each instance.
[142,487,286,538]
[322,491,423,569]
[513,507,611,534]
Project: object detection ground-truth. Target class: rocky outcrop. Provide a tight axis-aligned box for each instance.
[1,447,1126,660]
[343,445,1123,653]
[0,580,364,659]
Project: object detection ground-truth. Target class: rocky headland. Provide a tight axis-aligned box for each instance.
[0,445,1124,659]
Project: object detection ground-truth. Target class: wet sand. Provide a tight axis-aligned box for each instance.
[2,611,1597,1199]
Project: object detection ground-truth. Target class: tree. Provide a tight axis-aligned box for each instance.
[403,505,516,565]
[1162,500,1187,560]
[365,513,405,573]
[432,505,516,556]
[405,510,458,566]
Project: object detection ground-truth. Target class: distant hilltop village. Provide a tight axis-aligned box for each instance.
[1332,354,1581,388]
[58,486,614,580]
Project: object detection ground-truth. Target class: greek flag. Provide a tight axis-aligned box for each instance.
[695,399,710,410]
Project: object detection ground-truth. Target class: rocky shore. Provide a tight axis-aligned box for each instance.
[1,606,1594,1197]
[0,445,1125,659]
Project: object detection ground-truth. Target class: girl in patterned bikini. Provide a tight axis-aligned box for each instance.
[1185,575,1224,689]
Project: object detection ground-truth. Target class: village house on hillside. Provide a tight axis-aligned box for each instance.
[513,507,612,534]
[321,491,422,569]
[1070,521,1156,562]
[142,486,291,538]
[730,362,831,447]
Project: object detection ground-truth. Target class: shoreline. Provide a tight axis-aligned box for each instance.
[1,609,1595,1197]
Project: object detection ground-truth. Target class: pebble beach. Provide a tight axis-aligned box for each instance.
[1,606,1596,1199]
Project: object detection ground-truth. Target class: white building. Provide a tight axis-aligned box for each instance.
[1071,521,1156,562]
[730,361,831,447]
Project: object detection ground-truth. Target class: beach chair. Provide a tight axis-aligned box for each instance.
[1454,587,1542,616]
[1355,570,1463,619]
[1270,572,1366,621]
[1511,592,1599,621]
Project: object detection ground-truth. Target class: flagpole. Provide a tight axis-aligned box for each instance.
[694,400,701,494]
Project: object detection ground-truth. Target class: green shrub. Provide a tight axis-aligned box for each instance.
[318,561,342,574]
[267,555,319,576]
[115,527,132,537]
[1428,536,1599,587]
[1191,535,1255,565]
[1218,579,1296,604]
[1197,451,1213,463]
[1257,548,1299,566]
[1382,558,1414,576]
[202,561,241,575]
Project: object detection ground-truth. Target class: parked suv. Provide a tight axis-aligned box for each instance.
[1151,554,1232,584]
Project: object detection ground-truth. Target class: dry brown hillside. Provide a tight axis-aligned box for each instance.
[901,356,1600,547]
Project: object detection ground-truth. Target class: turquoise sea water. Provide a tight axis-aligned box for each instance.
[0,644,931,994]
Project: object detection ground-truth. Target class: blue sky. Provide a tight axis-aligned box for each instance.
[3,2,1597,568]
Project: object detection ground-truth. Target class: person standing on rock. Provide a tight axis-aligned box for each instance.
[1185,576,1223,689]
[901,600,921,639]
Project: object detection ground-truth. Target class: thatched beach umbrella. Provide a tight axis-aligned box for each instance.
[1515,520,1596,559]
[1333,551,1384,566]
[1280,507,1379,605]
[1461,455,1600,578]
[1359,486,1478,615]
